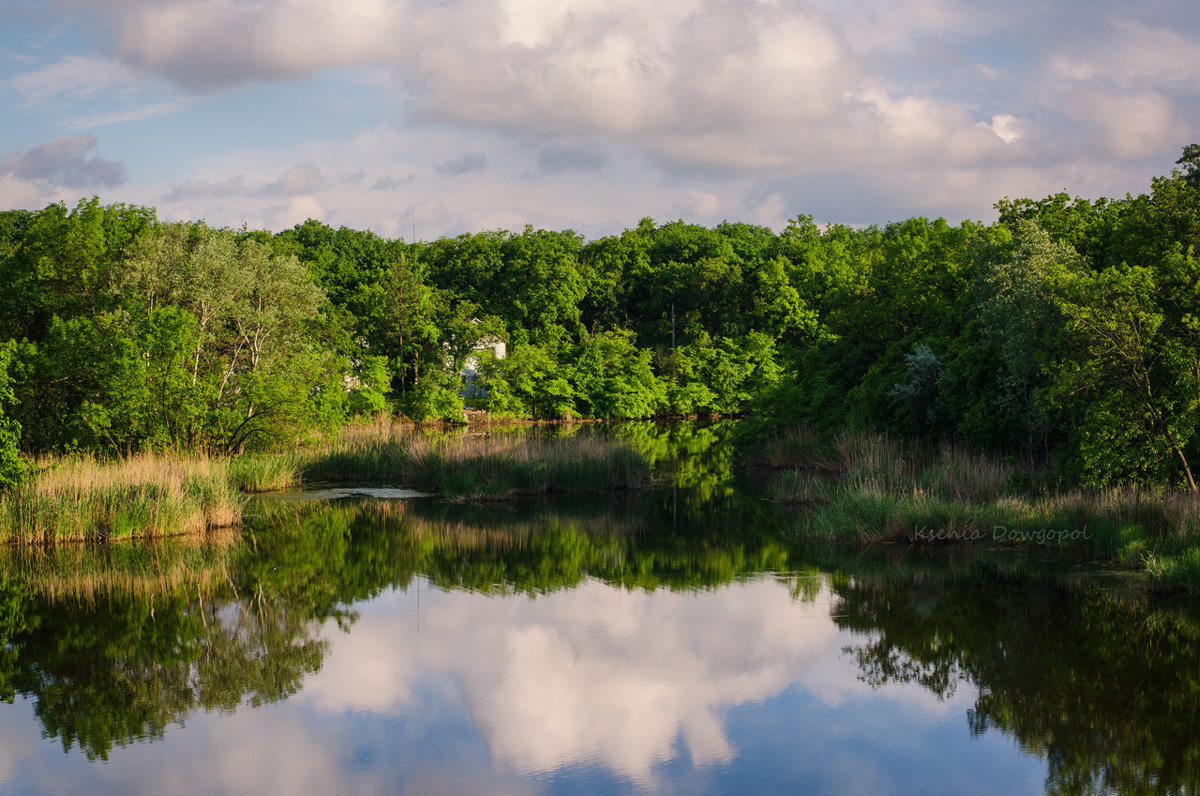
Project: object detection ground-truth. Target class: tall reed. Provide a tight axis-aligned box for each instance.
[300,432,650,498]
[766,426,1200,588]
[0,453,244,544]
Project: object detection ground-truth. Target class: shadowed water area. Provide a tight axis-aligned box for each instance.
[1,423,1198,794]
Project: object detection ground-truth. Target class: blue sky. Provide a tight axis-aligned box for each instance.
[2,0,1198,240]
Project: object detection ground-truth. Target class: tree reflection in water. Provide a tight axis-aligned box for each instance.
[0,485,1197,792]
[833,563,1200,795]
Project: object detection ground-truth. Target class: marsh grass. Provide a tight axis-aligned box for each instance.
[767,426,1200,589]
[1,427,649,544]
[229,453,301,493]
[300,432,650,499]
[0,453,244,544]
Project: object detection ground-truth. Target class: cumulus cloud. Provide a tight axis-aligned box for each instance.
[162,175,250,202]
[1046,20,1200,89]
[16,0,1197,234]
[257,162,326,197]
[1,134,125,187]
[93,0,405,92]
[162,163,332,206]
[436,152,487,176]
[981,114,1024,145]
[56,0,1013,176]
[370,174,414,191]
[1039,20,1198,160]
[267,194,327,228]
[536,143,609,175]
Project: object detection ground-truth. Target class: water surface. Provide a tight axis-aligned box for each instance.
[1,425,1197,794]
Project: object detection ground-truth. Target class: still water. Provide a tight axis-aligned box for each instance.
[1,424,1197,794]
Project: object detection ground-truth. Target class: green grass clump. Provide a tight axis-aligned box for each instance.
[765,426,1200,590]
[229,453,302,493]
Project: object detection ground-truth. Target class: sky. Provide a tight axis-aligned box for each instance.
[0,577,1046,793]
[2,0,1198,241]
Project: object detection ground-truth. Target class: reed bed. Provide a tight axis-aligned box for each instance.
[0,453,244,544]
[766,426,1200,588]
[300,433,650,499]
[0,428,649,544]
[229,452,303,493]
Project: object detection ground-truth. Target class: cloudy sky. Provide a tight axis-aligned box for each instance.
[2,0,1198,240]
[0,577,1044,793]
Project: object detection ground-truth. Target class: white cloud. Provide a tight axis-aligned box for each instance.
[268,195,327,229]
[300,576,970,786]
[71,99,195,129]
[54,0,1010,180]
[7,55,143,103]
[2,134,125,187]
[682,189,720,219]
[7,0,1198,235]
[981,114,1023,144]
[1062,89,1181,160]
[103,0,405,91]
[1047,20,1200,89]
[258,162,326,197]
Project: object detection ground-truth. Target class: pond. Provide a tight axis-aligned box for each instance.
[1,423,1197,794]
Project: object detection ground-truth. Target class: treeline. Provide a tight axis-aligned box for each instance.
[1,147,1199,488]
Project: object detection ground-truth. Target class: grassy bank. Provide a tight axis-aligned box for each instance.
[0,453,243,545]
[760,427,1200,589]
[1,427,650,543]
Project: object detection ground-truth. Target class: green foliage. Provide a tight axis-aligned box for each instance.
[7,215,347,454]
[476,343,576,418]
[1046,261,1200,488]
[1175,142,1200,189]
[347,354,391,417]
[572,330,666,418]
[404,364,465,422]
[0,341,26,487]
[4,151,1200,490]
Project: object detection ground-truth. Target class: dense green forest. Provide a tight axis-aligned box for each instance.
[2,147,1199,490]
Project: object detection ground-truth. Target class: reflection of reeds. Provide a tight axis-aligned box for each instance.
[0,453,244,544]
[258,493,647,549]
[1,529,242,601]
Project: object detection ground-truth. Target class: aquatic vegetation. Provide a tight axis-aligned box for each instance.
[300,431,650,499]
[0,430,651,543]
[766,426,1200,589]
[0,453,244,544]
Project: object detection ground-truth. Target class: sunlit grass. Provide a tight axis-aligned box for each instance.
[0,426,651,544]
[0,453,244,544]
